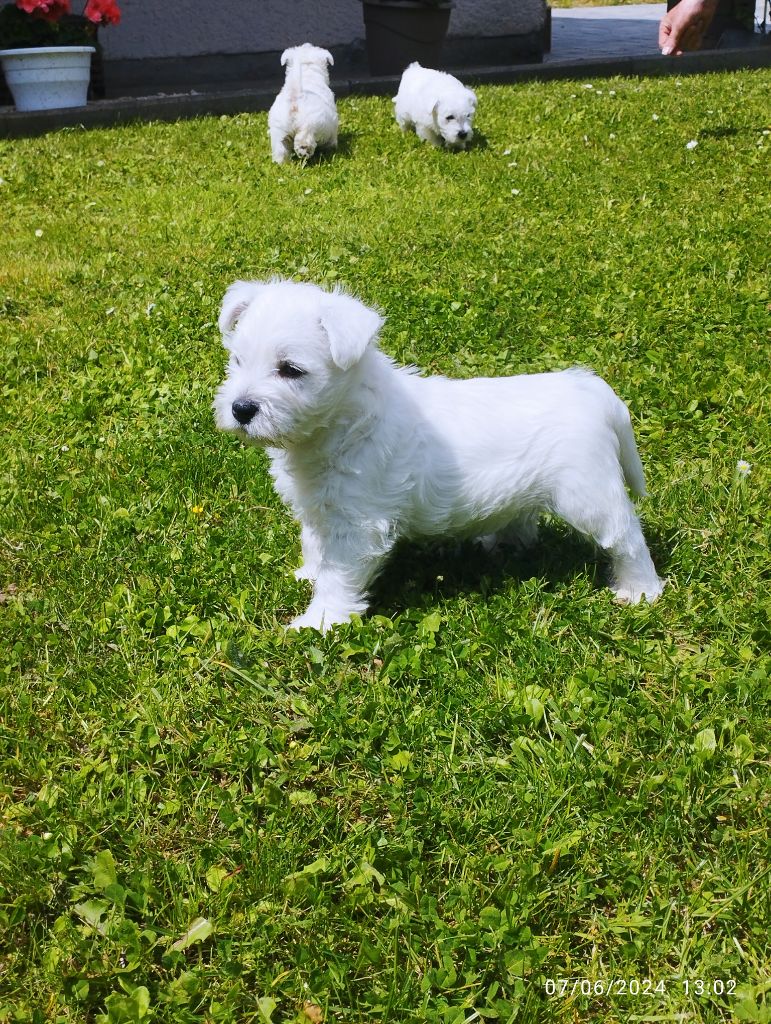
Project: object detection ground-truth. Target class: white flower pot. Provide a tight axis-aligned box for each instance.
[0,46,95,112]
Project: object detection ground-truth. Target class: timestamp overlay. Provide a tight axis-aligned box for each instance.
[544,976,739,1000]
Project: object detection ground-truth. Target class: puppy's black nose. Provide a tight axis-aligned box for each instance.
[457,130,468,140]
[232,400,259,425]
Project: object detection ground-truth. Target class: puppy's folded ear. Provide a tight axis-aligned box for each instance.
[319,291,384,370]
[280,48,291,67]
[219,280,264,339]
[466,88,478,111]
[323,48,334,66]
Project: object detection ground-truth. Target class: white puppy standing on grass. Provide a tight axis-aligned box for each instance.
[214,279,665,632]
[394,62,477,148]
[268,43,338,164]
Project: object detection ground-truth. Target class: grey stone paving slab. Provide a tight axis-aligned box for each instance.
[548,2,666,60]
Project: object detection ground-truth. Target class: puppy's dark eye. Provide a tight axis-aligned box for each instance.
[277,360,306,379]
[445,114,455,122]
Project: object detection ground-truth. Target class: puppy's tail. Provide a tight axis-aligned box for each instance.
[613,399,647,498]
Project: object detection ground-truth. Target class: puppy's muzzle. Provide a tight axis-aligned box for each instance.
[232,399,260,425]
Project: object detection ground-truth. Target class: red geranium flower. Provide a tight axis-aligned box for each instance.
[16,0,72,21]
[83,0,120,25]
[14,0,121,25]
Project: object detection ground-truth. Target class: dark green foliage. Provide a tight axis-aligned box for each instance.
[0,6,98,48]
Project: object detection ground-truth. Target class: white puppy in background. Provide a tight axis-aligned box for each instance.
[214,279,664,632]
[394,62,477,148]
[268,43,338,163]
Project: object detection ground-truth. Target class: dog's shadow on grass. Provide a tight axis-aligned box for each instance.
[369,523,604,616]
[698,125,766,140]
[331,131,357,159]
[369,521,672,617]
[466,129,490,151]
[437,130,491,153]
[392,128,490,154]
[296,132,356,165]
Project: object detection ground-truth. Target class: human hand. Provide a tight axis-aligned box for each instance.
[659,0,719,54]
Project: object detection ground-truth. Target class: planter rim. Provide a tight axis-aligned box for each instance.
[0,45,95,57]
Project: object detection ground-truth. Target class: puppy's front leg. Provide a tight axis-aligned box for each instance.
[294,523,323,582]
[395,111,413,134]
[289,543,385,632]
[416,124,443,147]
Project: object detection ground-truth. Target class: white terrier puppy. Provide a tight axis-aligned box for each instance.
[214,279,664,632]
[268,43,338,163]
[394,62,477,149]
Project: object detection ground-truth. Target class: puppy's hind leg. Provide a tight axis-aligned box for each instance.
[476,513,540,554]
[605,513,665,605]
[269,127,293,164]
[553,479,664,604]
[293,129,318,161]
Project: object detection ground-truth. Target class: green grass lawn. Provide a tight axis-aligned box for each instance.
[1,69,769,1024]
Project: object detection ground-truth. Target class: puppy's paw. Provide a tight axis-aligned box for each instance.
[288,601,362,633]
[287,611,324,632]
[294,564,317,582]
[294,136,317,161]
[426,133,444,148]
[611,577,665,605]
[287,610,340,633]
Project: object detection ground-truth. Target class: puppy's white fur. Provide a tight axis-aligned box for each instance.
[394,62,477,149]
[268,43,338,163]
[214,279,664,632]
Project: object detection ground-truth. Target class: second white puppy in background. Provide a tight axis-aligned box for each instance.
[394,62,477,149]
[268,43,338,163]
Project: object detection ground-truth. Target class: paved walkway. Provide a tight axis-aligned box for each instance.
[547,0,768,60]
[548,2,667,60]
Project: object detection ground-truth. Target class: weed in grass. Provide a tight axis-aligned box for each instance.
[1,70,769,1023]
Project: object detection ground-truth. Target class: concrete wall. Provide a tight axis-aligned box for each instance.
[101,1,364,60]
[101,0,546,61]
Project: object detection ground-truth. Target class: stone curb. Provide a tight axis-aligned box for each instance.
[1,44,769,139]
